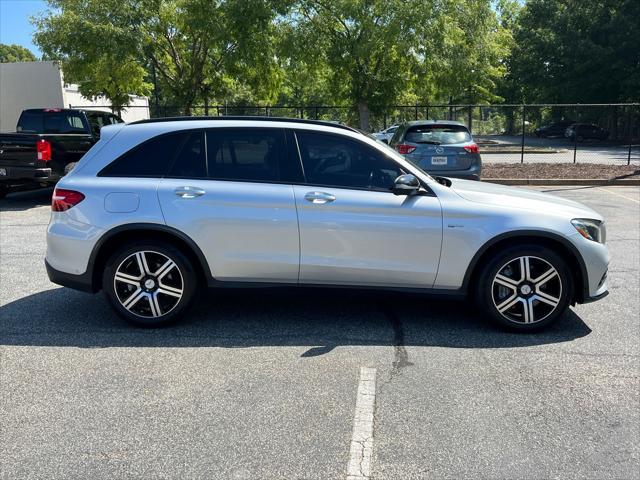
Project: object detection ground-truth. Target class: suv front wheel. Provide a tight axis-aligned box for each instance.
[476,245,572,331]
[102,241,198,327]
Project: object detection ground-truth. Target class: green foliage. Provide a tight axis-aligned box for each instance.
[0,44,38,62]
[34,0,151,109]
[286,0,510,129]
[31,0,636,128]
[34,0,283,112]
[503,0,640,103]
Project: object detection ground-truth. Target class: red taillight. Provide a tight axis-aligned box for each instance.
[395,144,416,154]
[52,188,85,212]
[37,139,52,161]
[463,143,479,154]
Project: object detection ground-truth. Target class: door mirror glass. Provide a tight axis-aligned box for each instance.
[392,174,420,195]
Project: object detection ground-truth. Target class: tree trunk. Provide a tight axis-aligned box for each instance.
[357,100,371,131]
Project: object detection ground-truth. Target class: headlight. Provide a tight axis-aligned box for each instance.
[571,218,606,243]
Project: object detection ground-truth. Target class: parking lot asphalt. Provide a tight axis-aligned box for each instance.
[477,135,640,165]
[1,186,639,479]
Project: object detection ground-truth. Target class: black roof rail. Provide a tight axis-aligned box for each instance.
[129,115,359,133]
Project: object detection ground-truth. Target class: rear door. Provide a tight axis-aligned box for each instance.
[157,127,302,283]
[292,130,442,288]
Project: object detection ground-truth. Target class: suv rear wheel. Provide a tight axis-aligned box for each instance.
[476,244,572,331]
[102,241,198,327]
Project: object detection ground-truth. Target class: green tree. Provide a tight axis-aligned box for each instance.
[429,0,513,105]
[34,0,283,114]
[290,0,430,130]
[505,0,640,103]
[287,0,511,130]
[0,43,38,62]
[34,0,152,112]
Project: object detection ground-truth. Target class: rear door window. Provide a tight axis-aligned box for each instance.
[404,124,471,145]
[205,128,293,182]
[99,132,187,177]
[168,132,206,178]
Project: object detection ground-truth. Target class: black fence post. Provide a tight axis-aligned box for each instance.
[629,143,633,166]
[520,105,526,164]
[468,106,473,134]
[414,104,418,121]
[383,113,387,129]
[573,106,581,163]
[314,106,319,120]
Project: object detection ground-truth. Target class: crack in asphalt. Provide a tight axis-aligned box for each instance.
[378,301,414,387]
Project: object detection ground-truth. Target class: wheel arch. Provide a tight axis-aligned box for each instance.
[463,230,588,304]
[89,223,212,292]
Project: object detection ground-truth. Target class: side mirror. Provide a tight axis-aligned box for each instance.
[392,174,420,195]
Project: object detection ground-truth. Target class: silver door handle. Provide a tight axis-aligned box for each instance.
[174,186,205,199]
[304,191,336,204]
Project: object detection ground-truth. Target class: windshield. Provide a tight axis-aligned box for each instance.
[405,124,471,145]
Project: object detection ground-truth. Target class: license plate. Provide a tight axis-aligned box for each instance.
[0,168,6,176]
[431,156,448,165]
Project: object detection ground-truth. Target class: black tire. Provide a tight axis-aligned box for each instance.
[102,241,199,327]
[64,162,78,175]
[0,185,8,199]
[475,244,573,332]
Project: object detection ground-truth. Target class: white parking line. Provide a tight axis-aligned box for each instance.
[346,367,377,480]
[597,187,640,204]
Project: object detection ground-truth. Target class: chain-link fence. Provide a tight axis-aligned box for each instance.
[71,102,640,166]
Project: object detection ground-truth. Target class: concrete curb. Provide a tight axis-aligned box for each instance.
[483,178,640,186]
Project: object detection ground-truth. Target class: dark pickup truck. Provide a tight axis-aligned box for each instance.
[0,108,123,198]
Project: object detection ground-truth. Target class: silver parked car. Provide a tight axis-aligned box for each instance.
[46,117,609,331]
[389,120,481,180]
[371,124,399,144]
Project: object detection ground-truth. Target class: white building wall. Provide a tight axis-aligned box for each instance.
[0,61,150,132]
[0,61,65,132]
[62,84,150,123]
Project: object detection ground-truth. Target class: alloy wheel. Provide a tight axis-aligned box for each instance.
[113,250,184,318]
[491,256,562,324]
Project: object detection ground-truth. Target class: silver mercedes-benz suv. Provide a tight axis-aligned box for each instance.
[46,117,609,330]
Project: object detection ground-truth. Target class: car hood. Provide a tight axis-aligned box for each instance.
[447,178,603,220]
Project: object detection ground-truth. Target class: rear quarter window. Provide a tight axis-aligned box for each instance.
[99,132,187,177]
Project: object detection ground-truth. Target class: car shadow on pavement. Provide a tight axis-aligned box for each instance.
[0,188,53,212]
[0,286,592,351]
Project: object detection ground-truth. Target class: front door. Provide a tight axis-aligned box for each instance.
[293,130,443,288]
